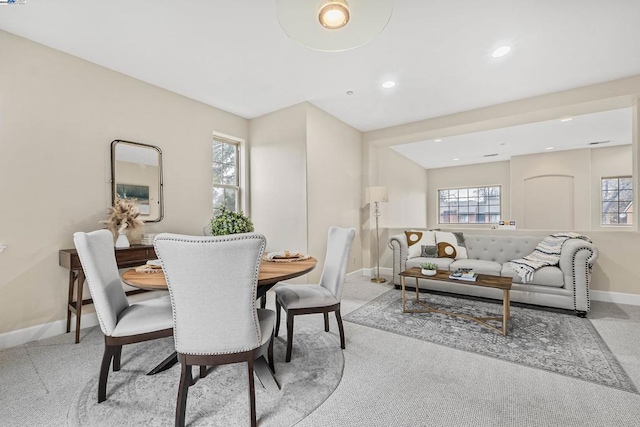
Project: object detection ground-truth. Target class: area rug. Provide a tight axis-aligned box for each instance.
[68,321,344,426]
[344,289,637,393]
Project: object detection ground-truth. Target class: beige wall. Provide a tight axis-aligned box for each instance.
[427,161,511,229]
[306,105,362,281]
[0,31,248,334]
[511,149,591,230]
[249,104,308,255]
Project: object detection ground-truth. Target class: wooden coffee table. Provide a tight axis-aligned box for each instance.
[399,268,513,336]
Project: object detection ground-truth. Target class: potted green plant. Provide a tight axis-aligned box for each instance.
[420,262,437,276]
[209,207,255,236]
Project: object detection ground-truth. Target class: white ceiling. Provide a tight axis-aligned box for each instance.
[1,0,640,135]
[391,108,632,169]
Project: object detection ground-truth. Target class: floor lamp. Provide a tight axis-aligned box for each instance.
[366,186,388,283]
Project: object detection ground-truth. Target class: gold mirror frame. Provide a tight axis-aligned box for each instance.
[110,139,164,222]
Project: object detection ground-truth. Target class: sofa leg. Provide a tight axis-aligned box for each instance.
[576,310,587,318]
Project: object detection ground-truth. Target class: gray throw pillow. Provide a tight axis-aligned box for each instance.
[420,245,438,258]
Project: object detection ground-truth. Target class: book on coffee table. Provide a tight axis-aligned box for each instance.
[449,271,478,281]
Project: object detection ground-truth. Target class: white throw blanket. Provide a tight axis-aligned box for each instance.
[509,233,592,283]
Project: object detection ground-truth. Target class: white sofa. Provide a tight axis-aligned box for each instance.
[389,232,598,316]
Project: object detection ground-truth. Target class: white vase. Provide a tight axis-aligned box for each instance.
[421,269,436,276]
[115,232,130,248]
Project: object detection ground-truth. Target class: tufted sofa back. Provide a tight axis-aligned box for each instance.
[464,235,543,264]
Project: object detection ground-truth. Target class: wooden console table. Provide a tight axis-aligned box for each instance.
[59,245,158,343]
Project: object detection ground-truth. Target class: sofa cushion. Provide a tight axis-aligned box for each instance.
[450,259,502,276]
[435,231,468,259]
[407,257,454,271]
[501,264,564,287]
[405,230,436,259]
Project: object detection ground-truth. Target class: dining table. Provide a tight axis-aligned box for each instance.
[121,256,317,388]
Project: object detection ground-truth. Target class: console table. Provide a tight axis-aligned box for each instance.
[59,245,158,343]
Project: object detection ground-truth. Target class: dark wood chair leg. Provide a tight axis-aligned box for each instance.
[324,312,330,332]
[260,295,266,309]
[113,346,122,371]
[247,357,256,427]
[98,345,116,403]
[285,313,294,362]
[176,362,191,427]
[275,301,281,337]
[199,365,207,378]
[267,331,275,374]
[335,309,345,350]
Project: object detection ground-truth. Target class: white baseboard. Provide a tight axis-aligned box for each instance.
[346,269,364,280]
[590,290,640,306]
[0,312,98,350]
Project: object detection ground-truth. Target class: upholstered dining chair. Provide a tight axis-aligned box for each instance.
[274,226,355,362]
[153,232,274,427]
[73,230,174,403]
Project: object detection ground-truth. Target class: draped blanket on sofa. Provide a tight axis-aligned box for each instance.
[509,232,592,283]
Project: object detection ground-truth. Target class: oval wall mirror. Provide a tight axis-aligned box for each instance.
[111,140,164,222]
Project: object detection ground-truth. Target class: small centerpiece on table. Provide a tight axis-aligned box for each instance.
[420,262,437,276]
[209,207,254,236]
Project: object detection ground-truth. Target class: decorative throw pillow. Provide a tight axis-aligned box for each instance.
[435,231,468,259]
[437,242,457,258]
[405,230,436,259]
[420,245,438,258]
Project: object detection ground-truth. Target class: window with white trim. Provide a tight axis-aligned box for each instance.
[602,176,633,225]
[212,137,240,214]
[438,186,501,224]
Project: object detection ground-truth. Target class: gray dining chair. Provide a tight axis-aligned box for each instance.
[274,226,355,362]
[73,230,174,403]
[154,232,274,427]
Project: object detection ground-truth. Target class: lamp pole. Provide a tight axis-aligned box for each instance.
[371,201,386,283]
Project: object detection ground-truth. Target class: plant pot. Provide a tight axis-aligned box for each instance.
[421,269,436,276]
[115,231,130,248]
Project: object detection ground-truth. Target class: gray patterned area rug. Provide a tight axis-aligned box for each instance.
[344,289,637,393]
[68,322,343,426]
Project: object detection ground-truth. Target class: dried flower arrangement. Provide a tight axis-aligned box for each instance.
[100,198,144,238]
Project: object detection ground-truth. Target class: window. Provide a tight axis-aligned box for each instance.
[602,176,633,225]
[212,137,240,214]
[439,186,501,224]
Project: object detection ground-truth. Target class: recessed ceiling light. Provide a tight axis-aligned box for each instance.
[381,80,396,89]
[545,147,554,150]
[453,158,459,161]
[346,90,354,95]
[491,45,511,58]
[560,117,573,122]
[434,139,443,142]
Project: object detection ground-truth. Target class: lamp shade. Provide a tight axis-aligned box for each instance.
[276,0,394,52]
[366,186,388,203]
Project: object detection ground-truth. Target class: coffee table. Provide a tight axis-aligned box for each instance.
[399,268,513,336]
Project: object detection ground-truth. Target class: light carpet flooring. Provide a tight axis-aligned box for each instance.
[2,275,640,426]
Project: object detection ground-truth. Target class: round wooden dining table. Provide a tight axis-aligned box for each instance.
[121,256,317,377]
[122,256,317,298]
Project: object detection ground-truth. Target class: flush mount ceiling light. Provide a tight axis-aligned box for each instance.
[381,80,396,89]
[277,0,394,52]
[560,117,573,122]
[491,45,512,58]
[434,139,443,142]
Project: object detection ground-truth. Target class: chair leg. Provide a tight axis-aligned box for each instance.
[247,357,256,427]
[98,345,116,403]
[199,365,207,378]
[285,313,294,363]
[275,300,281,337]
[176,362,191,427]
[267,330,275,374]
[113,345,122,371]
[335,309,345,350]
[260,295,267,309]
[324,312,330,332]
